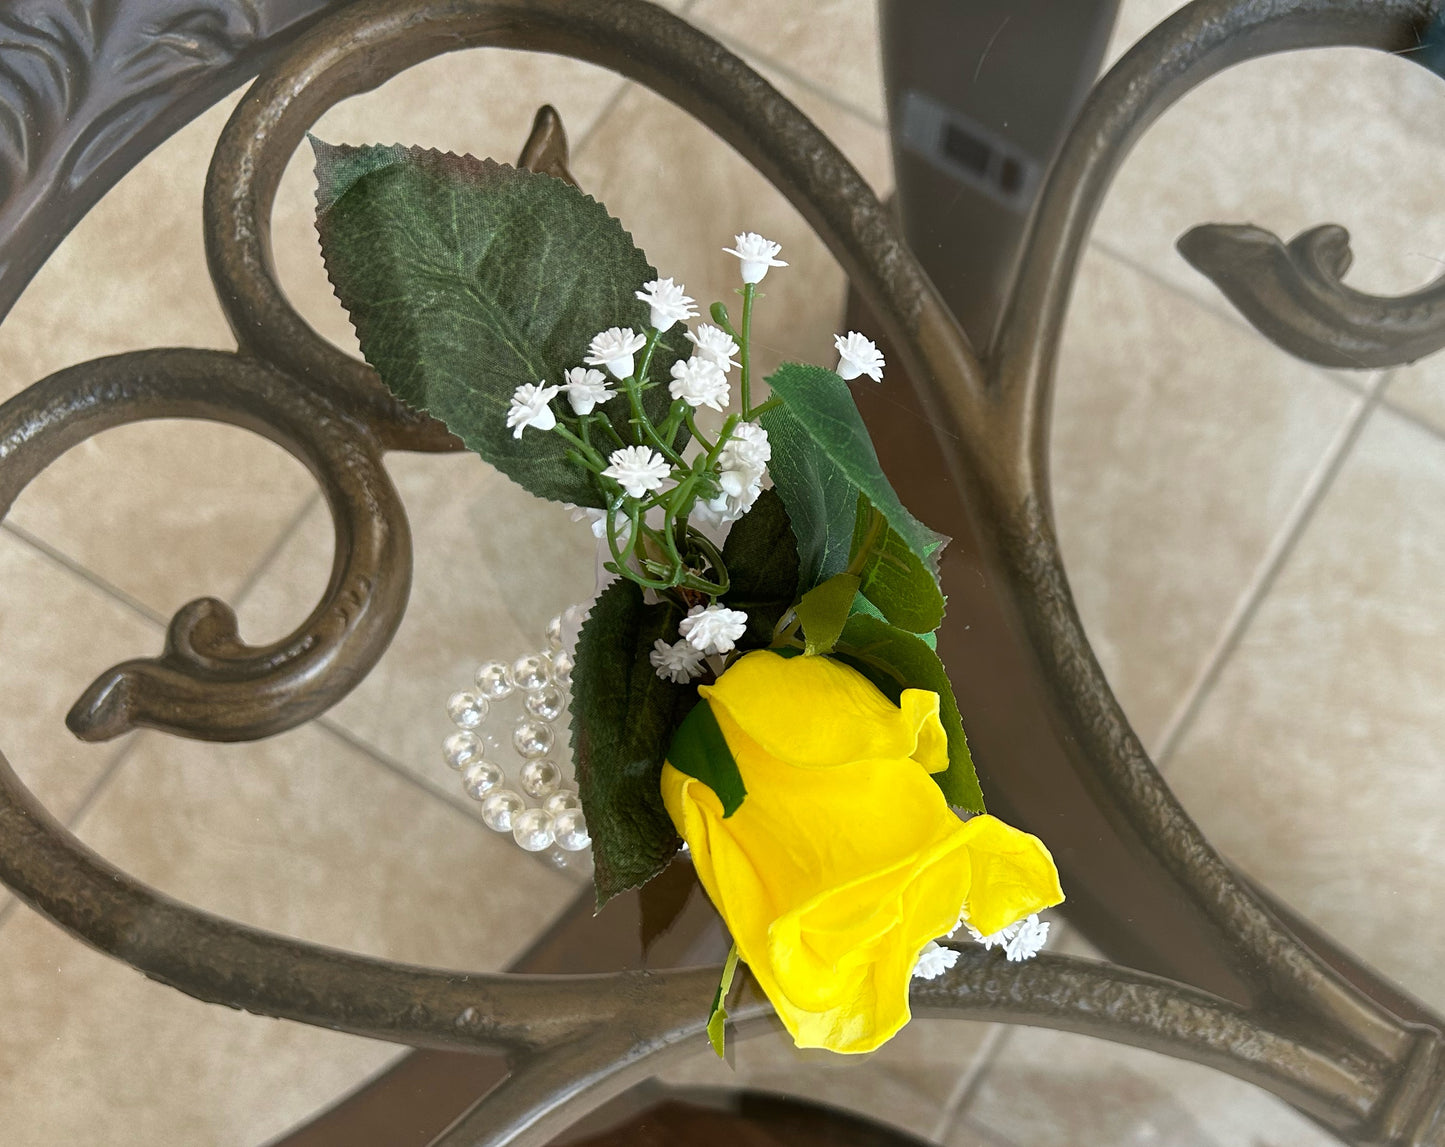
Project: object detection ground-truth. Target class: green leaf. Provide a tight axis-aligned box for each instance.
[757,399,855,589]
[836,615,984,812]
[851,496,946,634]
[313,139,687,507]
[571,579,698,906]
[849,589,939,648]
[795,572,861,657]
[720,488,800,647]
[760,363,947,587]
[666,700,747,817]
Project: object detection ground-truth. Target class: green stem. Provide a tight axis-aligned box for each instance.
[659,398,690,451]
[635,327,662,389]
[745,395,782,420]
[738,282,756,416]
[685,528,730,596]
[705,413,741,467]
[684,407,717,454]
[594,415,626,450]
[552,424,607,471]
[707,942,742,1058]
[622,342,686,468]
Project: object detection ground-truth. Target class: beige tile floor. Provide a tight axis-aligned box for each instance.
[0,0,1442,1143]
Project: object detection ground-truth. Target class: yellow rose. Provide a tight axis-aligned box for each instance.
[661,649,1063,1054]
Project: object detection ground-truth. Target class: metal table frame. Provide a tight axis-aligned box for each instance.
[1,1,1444,1143]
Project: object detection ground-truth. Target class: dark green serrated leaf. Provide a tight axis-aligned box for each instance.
[314,139,687,507]
[720,488,800,647]
[836,615,984,812]
[757,399,856,589]
[666,700,747,817]
[571,579,698,906]
[760,363,947,586]
[851,496,946,633]
[795,572,861,656]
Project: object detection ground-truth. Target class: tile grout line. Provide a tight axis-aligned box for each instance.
[313,715,495,829]
[1090,237,1445,462]
[1152,370,1391,769]
[229,488,324,608]
[1,519,167,627]
[933,1023,1017,1143]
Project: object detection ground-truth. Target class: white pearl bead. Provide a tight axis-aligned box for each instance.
[543,790,580,816]
[512,654,551,691]
[520,759,562,798]
[446,691,488,729]
[550,649,574,686]
[443,731,482,770]
[479,789,525,832]
[553,808,590,852]
[524,686,566,722]
[512,807,555,852]
[474,661,514,700]
[513,719,554,759]
[462,760,504,800]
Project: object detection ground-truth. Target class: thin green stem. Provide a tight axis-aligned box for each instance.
[705,413,741,467]
[594,415,626,450]
[659,398,690,451]
[707,942,742,1057]
[738,282,756,416]
[685,528,730,597]
[635,327,662,388]
[684,407,717,454]
[745,395,782,420]
[552,424,607,471]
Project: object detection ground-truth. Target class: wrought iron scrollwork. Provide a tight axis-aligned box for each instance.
[1178,221,1445,368]
[2,0,1445,1144]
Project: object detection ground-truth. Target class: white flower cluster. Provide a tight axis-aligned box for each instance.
[650,602,751,683]
[724,232,788,284]
[700,421,770,525]
[602,444,671,499]
[965,913,1050,962]
[911,940,959,980]
[500,232,893,688]
[834,331,885,383]
[912,907,1049,979]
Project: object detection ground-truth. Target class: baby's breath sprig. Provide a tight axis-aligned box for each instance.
[505,245,784,618]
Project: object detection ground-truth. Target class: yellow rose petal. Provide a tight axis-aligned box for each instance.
[958,814,1065,936]
[700,650,929,769]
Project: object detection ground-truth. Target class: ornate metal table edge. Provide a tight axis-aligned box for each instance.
[0,1,1443,1145]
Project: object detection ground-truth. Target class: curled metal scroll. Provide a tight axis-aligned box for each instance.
[2,1,1445,1145]
[1179,222,1445,368]
[0,348,410,742]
